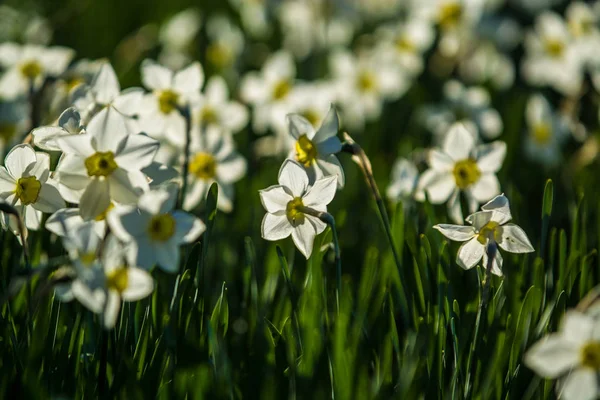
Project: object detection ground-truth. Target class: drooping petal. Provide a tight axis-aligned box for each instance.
[24,207,42,230]
[497,224,535,254]
[456,237,484,270]
[261,213,293,241]
[114,133,159,171]
[172,210,206,243]
[476,141,506,173]
[121,268,154,301]
[303,175,337,208]
[278,160,309,197]
[5,144,37,178]
[259,185,293,213]
[141,59,173,90]
[79,178,111,221]
[433,224,476,241]
[524,335,581,378]
[291,219,317,259]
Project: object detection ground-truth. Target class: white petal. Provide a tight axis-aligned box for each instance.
[562,311,596,345]
[92,62,120,104]
[312,105,339,144]
[5,144,36,178]
[33,182,66,213]
[130,236,156,270]
[419,171,455,204]
[172,210,205,243]
[87,107,128,152]
[287,114,315,140]
[447,189,464,224]
[429,149,454,170]
[113,88,144,117]
[315,136,342,156]
[205,76,228,104]
[482,194,512,224]
[54,154,89,191]
[303,175,337,208]
[103,291,121,329]
[497,224,535,253]
[24,207,42,230]
[261,213,293,241]
[173,61,204,94]
[433,224,476,241]
[482,249,504,276]
[215,154,247,184]
[560,369,599,400]
[278,160,309,197]
[79,178,111,221]
[476,141,506,173]
[141,59,173,90]
[0,167,16,194]
[469,174,500,203]
[524,335,581,378]
[106,205,145,241]
[456,237,484,270]
[121,268,154,301]
[45,208,84,237]
[443,123,475,161]
[32,126,68,151]
[56,134,95,157]
[291,219,317,259]
[315,155,345,189]
[28,152,50,182]
[138,187,177,215]
[259,185,292,213]
[108,169,148,205]
[114,133,159,170]
[155,242,180,273]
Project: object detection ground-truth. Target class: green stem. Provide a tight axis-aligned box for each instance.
[177,103,192,209]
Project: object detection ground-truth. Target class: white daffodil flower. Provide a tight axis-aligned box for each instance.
[183,127,247,212]
[458,42,516,91]
[420,80,503,141]
[286,105,344,189]
[386,157,419,205]
[259,159,337,259]
[521,11,583,97]
[158,8,202,70]
[192,75,248,135]
[433,194,534,275]
[329,49,408,131]
[524,94,570,167]
[73,62,144,132]
[205,15,245,71]
[54,107,158,220]
[46,203,114,240]
[229,0,270,39]
[139,59,204,147]
[32,107,84,152]
[0,144,65,231]
[108,186,206,273]
[0,100,28,157]
[525,310,600,400]
[416,123,506,224]
[0,42,74,99]
[240,51,296,134]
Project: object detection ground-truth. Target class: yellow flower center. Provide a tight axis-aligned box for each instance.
[79,252,97,266]
[15,176,41,205]
[301,109,321,127]
[395,37,415,52]
[295,134,317,167]
[272,80,291,100]
[532,123,552,145]
[544,39,564,58]
[439,2,463,29]
[581,342,600,370]
[569,19,594,37]
[65,77,84,92]
[95,202,115,221]
[85,151,118,177]
[198,106,218,125]
[452,159,481,189]
[19,60,42,79]
[286,197,305,226]
[477,221,501,245]
[157,89,180,114]
[0,123,17,141]
[207,43,232,68]
[106,267,129,294]
[189,152,217,180]
[357,71,377,93]
[147,213,176,242]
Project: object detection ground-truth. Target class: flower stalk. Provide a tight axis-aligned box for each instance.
[177,103,192,209]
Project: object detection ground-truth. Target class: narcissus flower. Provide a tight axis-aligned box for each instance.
[286,105,344,188]
[416,122,506,223]
[32,107,84,151]
[259,159,337,259]
[54,107,158,220]
[433,194,534,276]
[0,144,65,231]
[386,157,419,205]
[525,310,600,400]
[108,186,206,273]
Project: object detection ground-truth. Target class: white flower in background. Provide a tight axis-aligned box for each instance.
[329,49,408,131]
[183,127,247,212]
[286,105,344,188]
[375,18,435,77]
[567,2,600,67]
[458,42,515,90]
[205,15,245,71]
[46,202,114,240]
[0,42,74,99]
[0,144,65,231]
[259,160,337,259]
[229,0,270,39]
[386,157,419,205]
[433,194,534,275]
[192,76,248,135]
[240,51,296,134]
[32,107,83,151]
[525,310,600,400]
[355,0,403,19]
[0,6,53,45]
[139,59,204,147]
[420,80,503,141]
[108,186,206,272]
[73,62,144,132]
[158,8,202,70]
[416,123,506,223]
[524,94,570,167]
[522,12,583,97]
[54,107,158,220]
[0,100,28,157]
